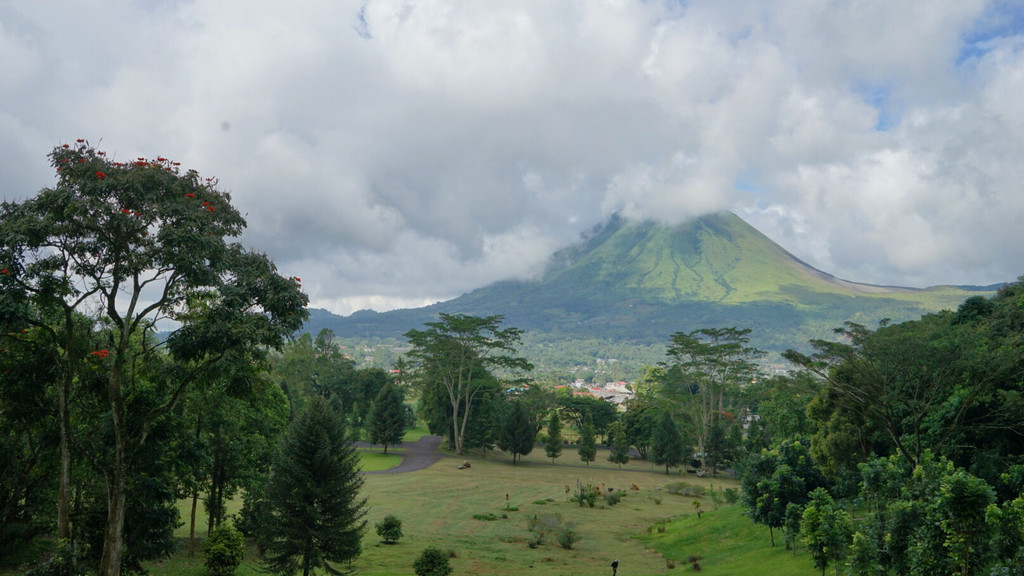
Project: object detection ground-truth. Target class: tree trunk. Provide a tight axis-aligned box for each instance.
[768,525,775,547]
[57,311,75,541]
[98,363,128,576]
[189,489,199,551]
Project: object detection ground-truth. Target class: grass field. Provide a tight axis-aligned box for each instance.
[146,444,816,576]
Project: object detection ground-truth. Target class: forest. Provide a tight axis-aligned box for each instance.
[2,140,1024,576]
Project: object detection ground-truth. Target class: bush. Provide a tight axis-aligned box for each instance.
[605,491,624,506]
[203,523,246,576]
[413,546,453,576]
[375,514,403,544]
[723,488,739,504]
[573,482,598,508]
[665,482,704,497]
[556,526,578,550]
[26,540,86,576]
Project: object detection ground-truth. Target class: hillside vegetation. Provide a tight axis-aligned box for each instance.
[306,213,996,376]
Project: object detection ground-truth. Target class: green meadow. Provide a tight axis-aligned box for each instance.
[146,444,815,576]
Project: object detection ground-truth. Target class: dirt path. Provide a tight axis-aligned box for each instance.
[361,435,447,475]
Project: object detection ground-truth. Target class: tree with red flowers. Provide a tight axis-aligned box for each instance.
[0,141,307,576]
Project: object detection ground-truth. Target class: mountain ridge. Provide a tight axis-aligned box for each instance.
[305,213,1000,368]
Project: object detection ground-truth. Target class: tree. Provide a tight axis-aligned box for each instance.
[741,437,829,547]
[262,397,367,576]
[660,327,762,474]
[801,488,853,576]
[405,314,532,455]
[498,401,536,464]
[607,421,630,468]
[544,411,563,462]
[621,401,657,459]
[0,142,307,576]
[650,410,685,474]
[203,523,246,576]
[368,382,406,454]
[577,409,597,466]
[375,514,403,545]
[413,547,452,576]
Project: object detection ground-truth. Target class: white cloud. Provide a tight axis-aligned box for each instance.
[1,0,1022,315]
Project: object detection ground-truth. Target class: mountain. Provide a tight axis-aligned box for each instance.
[305,213,998,370]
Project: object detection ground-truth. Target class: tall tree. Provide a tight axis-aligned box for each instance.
[660,327,762,474]
[577,409,597,466]
[498,401,536,464]
[262,397,367,576]
[650,410,686,474]
[368,381,406,454]
[0,142,307,576]
[801,488,853,576]
[607,421,631,468]
[405,314,532,455]
[544,411,563,463]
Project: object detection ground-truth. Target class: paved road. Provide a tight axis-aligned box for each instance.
[361,435,447,475]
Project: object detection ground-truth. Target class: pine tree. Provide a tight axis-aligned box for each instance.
[497,401,536,464]
[545,411,563,463]
[578,409,597,466]
[650,411,686,474]
[262,397,367,576]
[369,381,406,454]
[607,421,630,468]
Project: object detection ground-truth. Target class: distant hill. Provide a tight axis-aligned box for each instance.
[305,213,1000,374]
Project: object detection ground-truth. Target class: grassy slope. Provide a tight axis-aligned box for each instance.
[144,447,817,576]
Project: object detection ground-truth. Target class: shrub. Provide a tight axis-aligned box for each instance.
[375,514,403,544]
[723,488,739,504]
[413,546,453,576]
[203,523,246,576]
[27,540,86,576]
[473,513,498,521]
[605,491,624,506]
[665,482,704,497]
[556,526,578,550]
[573,481,598,508]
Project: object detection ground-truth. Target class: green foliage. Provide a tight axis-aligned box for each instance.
[740,436,829,547]
[375,515,403,545]
[572,481,598,508]
[800,488,852,576]
[497,401,536,464]
[605,491,624,506]
[368,382,406,454]
[405,313,532,456]
[544,411,563,462]
[650,411,686,474]
[412,546,452,576]
[203,523,245,576]
[576,410,597,466]
[606,421,630,468]
[262,397,367,576]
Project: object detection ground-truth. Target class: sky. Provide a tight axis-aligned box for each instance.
[2,0,1023,316]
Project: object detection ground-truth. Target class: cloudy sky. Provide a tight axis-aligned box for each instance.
[2,1,1023,315]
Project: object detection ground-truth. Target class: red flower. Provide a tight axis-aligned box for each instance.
[122,209,131,214]
[78,158,85,163]
[98,151,106,156]
[202,201,210,206]
[157,157,167,162]
[185,193,196,198]
[96,171,107,179]
[76,139,84,143]
[294,277,302,282]
[62,144,70,148]
[172,162,180,166]
[133,212,141,216]
[91,350,109,358]
[1,269,8,275]
[205,178,213,182]
[60,158,67,163]
[138,157,145,161]
[207,206,216,212]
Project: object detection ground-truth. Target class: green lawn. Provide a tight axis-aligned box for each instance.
[160,446,814,576]
[4,446,818,576]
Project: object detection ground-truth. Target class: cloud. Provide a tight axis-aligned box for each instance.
[1,0,1022,315]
